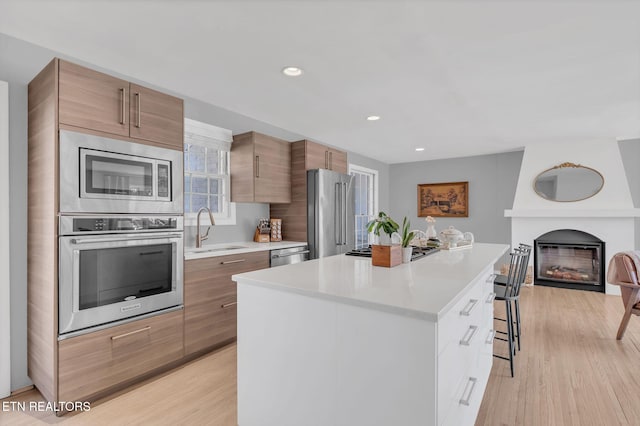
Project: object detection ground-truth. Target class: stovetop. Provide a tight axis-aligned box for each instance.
[345,246,440,261]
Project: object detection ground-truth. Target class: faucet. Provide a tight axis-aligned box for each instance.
[196,207,215,248]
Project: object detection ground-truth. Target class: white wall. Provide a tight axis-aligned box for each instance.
[0,80,11,398]
[512,140,634,211]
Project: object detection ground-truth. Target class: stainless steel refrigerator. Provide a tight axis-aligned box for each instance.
[307,169,355,259]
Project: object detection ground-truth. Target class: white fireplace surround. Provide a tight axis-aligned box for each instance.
[505,140,640,295]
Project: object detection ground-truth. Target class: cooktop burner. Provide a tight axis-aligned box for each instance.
[345,246,440,261]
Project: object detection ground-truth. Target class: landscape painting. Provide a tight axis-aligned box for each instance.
[417,181,468,217]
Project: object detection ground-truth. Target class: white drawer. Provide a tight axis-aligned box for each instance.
[437,320,483,423]
[477,325,494,374]
[441,373,487,426]
[438,280,483,354]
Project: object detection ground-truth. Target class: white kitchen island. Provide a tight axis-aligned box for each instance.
[232,243,509,426]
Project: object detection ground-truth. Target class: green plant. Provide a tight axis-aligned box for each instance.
[366,211,399,239]
[400,217,415,248]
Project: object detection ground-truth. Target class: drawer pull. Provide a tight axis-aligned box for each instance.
[135,92,141,128]
[221,259,246,265]
[459,377,478,406]
[459,325,478,346]
[221,301,238,309]
[119,87,126,124]
[486,274,497,283]
[111,326,151,341]
[460,299,479,316]
[486,292,496,303]
[486,329,496,344]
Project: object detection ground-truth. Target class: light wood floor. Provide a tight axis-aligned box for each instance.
[2,285,639,425]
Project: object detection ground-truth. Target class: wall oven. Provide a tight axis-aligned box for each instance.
[59,129,183,214]
[58,215,183,336]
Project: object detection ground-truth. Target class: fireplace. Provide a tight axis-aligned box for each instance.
[534,229,605,293]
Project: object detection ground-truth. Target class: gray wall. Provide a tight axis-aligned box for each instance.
[0,32,389,391]
[389,151,524,244]
[619,139,640,249]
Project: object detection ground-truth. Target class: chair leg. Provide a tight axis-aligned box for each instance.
[616,309,634,340]
[514,299,521,351]
[505,300,515,377]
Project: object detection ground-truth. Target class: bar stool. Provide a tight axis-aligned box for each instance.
[493,250,528,377]
[494,244,531,351]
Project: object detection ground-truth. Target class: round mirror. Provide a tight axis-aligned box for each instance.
[533,162,604,202]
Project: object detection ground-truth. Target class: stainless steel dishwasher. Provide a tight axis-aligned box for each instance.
[270,245,309,267]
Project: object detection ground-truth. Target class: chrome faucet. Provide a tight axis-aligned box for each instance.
[196,207,215,248]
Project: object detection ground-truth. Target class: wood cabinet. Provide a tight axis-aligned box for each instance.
[28,58,186,407]
[59,60,130,138]
[270,139,349,241]
[230,132,291,203]
[58,309,184,402]
[129,83,183,148]
[305,140,348,173]
[58,59,183,150]
[184,251,269,355]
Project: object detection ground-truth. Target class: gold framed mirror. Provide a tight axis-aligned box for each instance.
[533,162,604,202]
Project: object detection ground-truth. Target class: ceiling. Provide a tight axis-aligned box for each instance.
[1,1,639,164]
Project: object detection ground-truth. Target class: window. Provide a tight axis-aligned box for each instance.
[183,119,236,225]
[349,164,379,249]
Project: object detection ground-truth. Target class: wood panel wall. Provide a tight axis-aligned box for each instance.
[27,58,59,402]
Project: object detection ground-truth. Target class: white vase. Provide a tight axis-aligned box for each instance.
[402,246,413,263]
[426,224,437,240]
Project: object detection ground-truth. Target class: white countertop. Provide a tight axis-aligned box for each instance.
[184,241,307,260]
[232,243,509,321]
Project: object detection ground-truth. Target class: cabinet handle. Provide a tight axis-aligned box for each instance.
[111,326,151,341]
[486,274,497,283]
[486,292,496,303]
[459,325,478,346]
[325,151,329,169]
[221,301,238,309]
[459,377,478,406]
[460,299,478,316]
[329,151,333,170]
[486,329,496,344]
[119,88,126,124]
[255,156,260,178]
[135,92,141,128]
[221,259,246,265]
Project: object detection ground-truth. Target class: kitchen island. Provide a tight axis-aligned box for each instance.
[232,243,509,426]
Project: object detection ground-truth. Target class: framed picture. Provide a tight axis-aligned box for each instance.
[417,181,468,217]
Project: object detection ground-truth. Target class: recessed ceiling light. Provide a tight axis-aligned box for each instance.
[366,115,380,121]
[282,66,303,77]
[415,148,425,152]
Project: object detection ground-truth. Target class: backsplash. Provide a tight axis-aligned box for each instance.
[184,202,270,247]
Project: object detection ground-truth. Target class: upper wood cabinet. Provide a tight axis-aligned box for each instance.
[184,251,269,356]
[59,60,130,137]
[269,139,349,241]
[58,59,183,150]
[304,140,348,173]
[230,132,291,203]
[129,83,183,148]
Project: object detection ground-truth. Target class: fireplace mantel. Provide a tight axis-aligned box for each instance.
[505,209,640,218]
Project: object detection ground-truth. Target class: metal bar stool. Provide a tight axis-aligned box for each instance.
[493,250,528,377]
[494,243,531,351]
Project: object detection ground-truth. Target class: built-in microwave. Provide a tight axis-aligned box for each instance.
[59,130,183,214]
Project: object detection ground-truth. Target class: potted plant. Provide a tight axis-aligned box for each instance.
[367,212,402,267]
[400,217,416,263]
[366,211,399,245]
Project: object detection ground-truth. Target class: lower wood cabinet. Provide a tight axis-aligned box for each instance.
[184,251,269,355]
[58,309,184,402]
